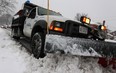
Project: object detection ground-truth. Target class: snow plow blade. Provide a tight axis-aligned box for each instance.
[44,34,116,58]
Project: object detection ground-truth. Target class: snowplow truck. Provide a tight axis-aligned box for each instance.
[11,2,116,69]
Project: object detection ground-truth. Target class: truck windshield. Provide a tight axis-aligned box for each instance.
[38,7,62,16]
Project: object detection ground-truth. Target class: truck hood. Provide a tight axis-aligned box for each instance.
[38,15,81,26]
[49,15,70,22]
[39,15,70,24]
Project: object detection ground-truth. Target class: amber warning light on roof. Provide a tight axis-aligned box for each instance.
[101,26,107,31]
[80,16,91,24]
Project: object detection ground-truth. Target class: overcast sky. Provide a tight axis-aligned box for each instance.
[16,0,116,31]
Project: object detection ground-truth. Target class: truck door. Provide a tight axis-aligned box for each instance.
[23,8,37,37]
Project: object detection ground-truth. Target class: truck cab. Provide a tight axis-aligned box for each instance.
[23,6,64,38]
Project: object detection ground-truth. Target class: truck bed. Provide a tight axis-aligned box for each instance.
[12,16,26,27]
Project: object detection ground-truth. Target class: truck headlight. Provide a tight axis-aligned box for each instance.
[55,22,61,27]
[49,21,64,32]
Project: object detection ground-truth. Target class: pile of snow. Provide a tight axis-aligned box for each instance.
[105,39,116,43]
[0,28,115,73]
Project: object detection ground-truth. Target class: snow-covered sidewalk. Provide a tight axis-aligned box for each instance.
[0,28,115,73]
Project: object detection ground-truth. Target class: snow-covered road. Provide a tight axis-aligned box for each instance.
[0,28,115,73]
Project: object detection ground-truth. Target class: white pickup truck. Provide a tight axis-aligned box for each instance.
[11,2,106,59]
[11,2,70,58]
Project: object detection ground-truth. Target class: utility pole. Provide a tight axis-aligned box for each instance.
[47,0,50,33]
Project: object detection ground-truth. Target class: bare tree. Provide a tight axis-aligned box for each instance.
[0,0,15,15]
[75,13,88,21]
[0,14,12,25]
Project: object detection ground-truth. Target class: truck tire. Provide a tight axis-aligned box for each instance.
[11,28,20,40]
[31,32,45,59]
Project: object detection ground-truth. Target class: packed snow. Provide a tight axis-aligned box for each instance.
[0,28,116,73]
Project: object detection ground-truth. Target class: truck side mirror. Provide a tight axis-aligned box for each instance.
[28,12,35,19]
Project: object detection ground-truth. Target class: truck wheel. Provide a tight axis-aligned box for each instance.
[11,28,20,40]
[31,32,45,59]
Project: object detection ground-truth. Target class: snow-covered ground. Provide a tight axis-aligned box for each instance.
[0,28,116,73]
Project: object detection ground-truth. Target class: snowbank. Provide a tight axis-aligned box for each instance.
[0,28,115,73]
